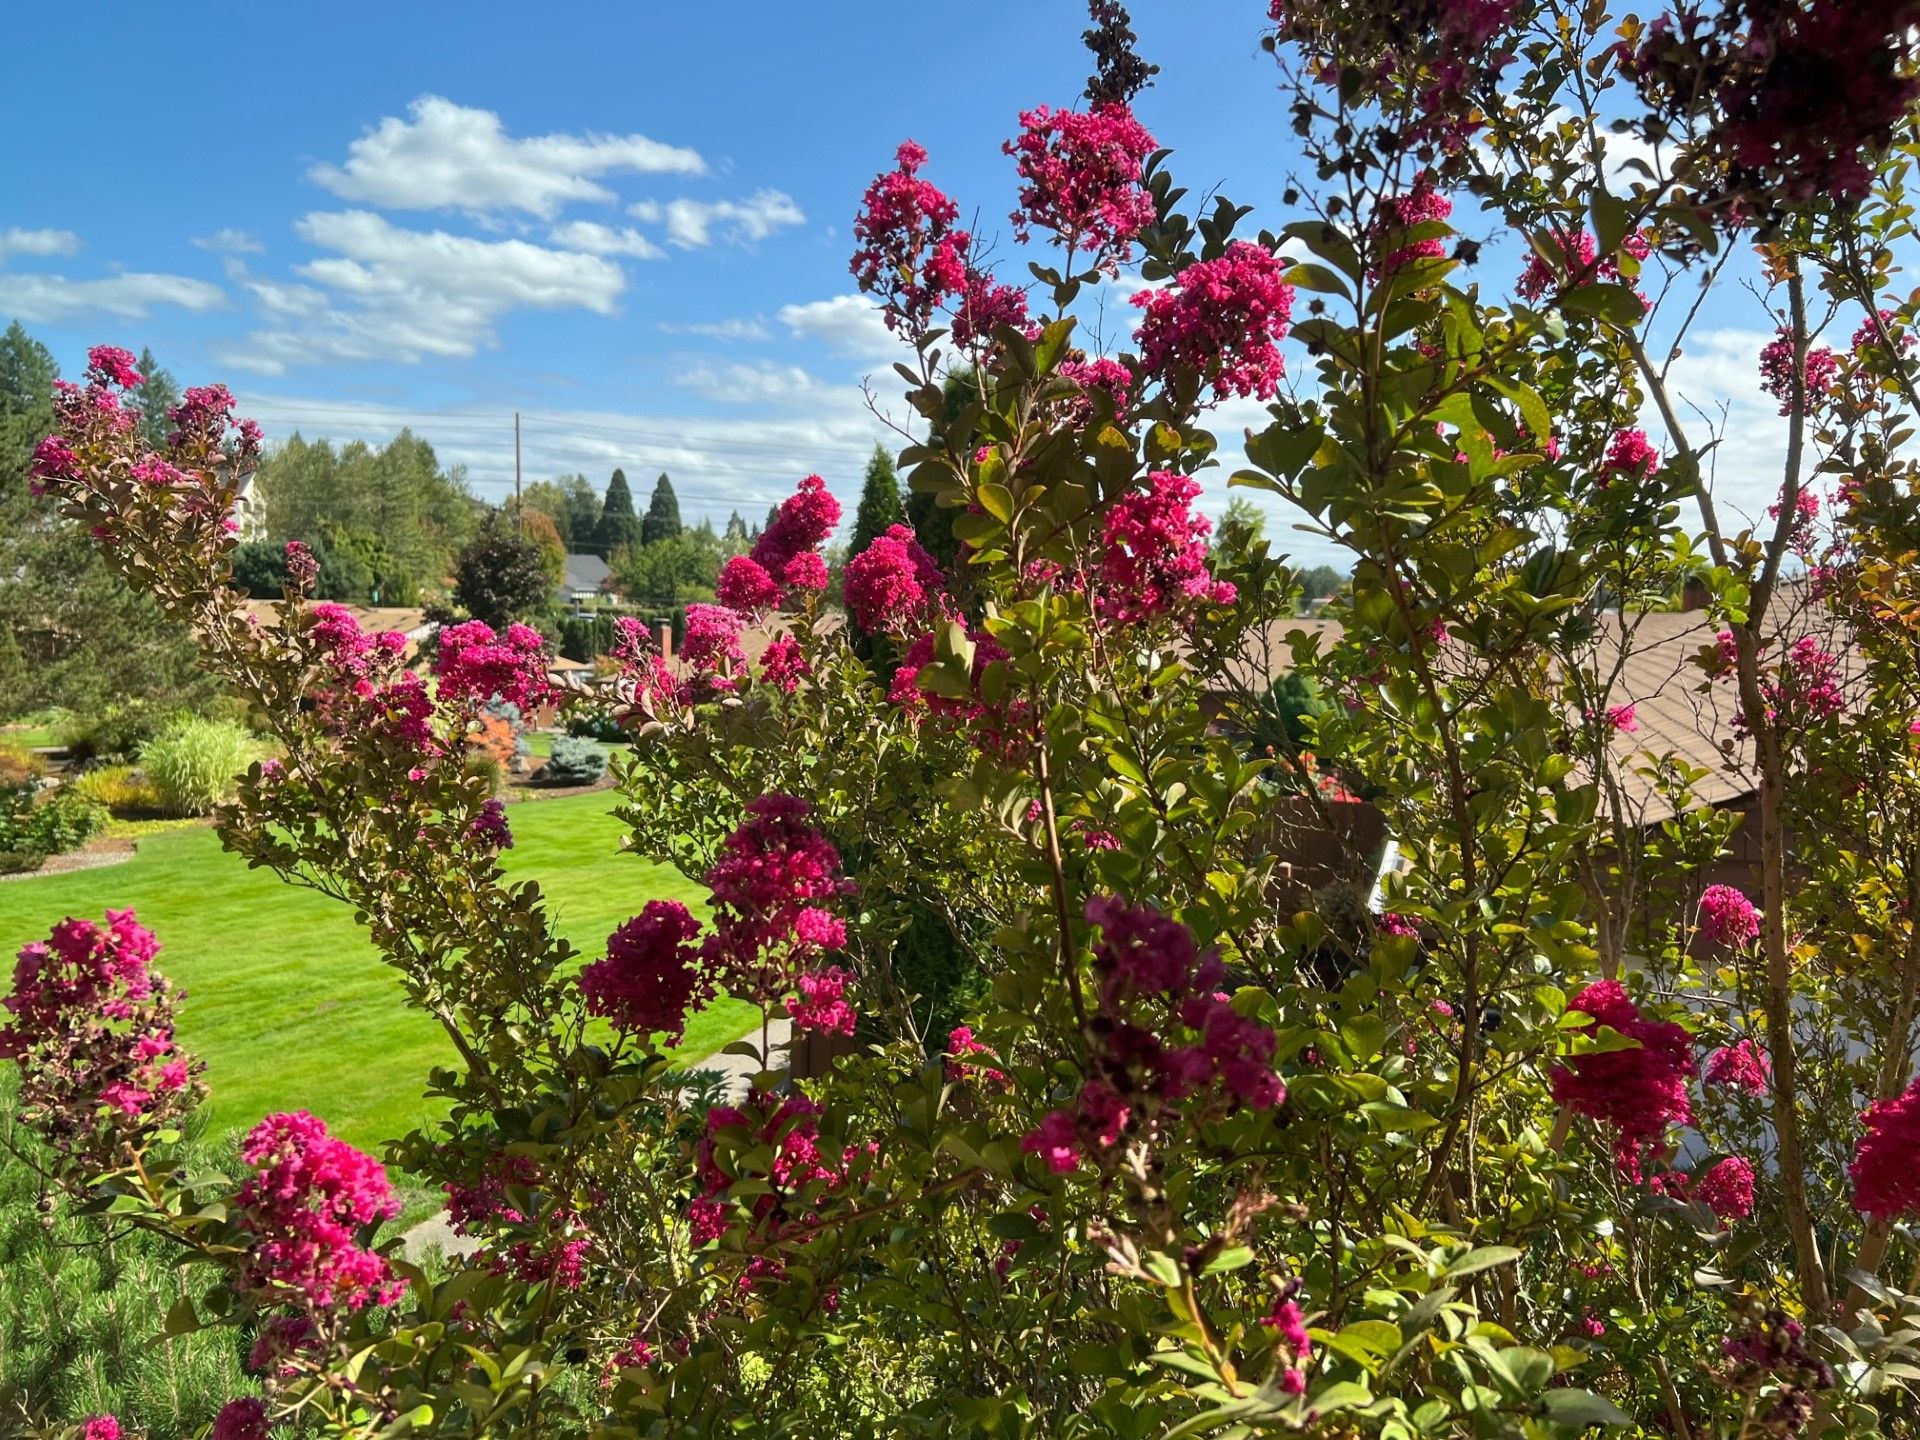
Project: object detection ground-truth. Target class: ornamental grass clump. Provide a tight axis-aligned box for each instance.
[141,717,262,818]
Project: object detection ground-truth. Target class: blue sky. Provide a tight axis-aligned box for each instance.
[1,2,1791,559]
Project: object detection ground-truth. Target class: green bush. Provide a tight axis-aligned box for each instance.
[68,764,164,816]
[0,783,106,870]
[29,793,108,853]
[141,718,262,818]
[0,1074,246,1436]
[61,700,187,763]
[565,707,627,743]
[539,735,607,786]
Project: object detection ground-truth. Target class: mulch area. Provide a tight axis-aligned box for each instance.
[0,835,139,883]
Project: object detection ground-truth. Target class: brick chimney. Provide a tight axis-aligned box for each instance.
[1681,575,1710,612]
[653,617,674,660]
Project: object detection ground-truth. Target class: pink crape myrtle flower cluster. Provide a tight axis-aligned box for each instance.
[29,347,261,560]
[1692,1155,1757,1224]
[233,1110,403,1313]
[306,602,436,751]
[0,911,200,1163]
[435,619,555,713]
[1057,355,1135,424]
[851,141,971,340]
[209,1397,270,1440]
[1517,227,1651,312]
[1550,979,1694,1178]
[1096,471,1237,624]
[1849,1075,1920,1220]
[1022,896,1285,1175]
[1597,428,1658,487]
[1704,1038,1771,1094]
[1698,884,1761,947]
[582,899,710,1043]
[1623,0,1920,205]
[579,797,855,1045]
[702,795,855,1020]
[1261,1290,1315,1396]
[1758,328,1840,415]
[689,1089,877,1285]
[1004,101,1158,270]
[788,965,858,1037]
[1369,170,1454,278]
[444,1151,590,1291]
[757,633,811,693]
[948,270,1037,355]
[844,523,949,638]
[684,474,841,692]
[1132,240,1295,402]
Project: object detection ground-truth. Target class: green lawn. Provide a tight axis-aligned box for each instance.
[0,792,758,1151]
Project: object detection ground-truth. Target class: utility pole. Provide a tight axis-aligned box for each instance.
[514,411,523,532]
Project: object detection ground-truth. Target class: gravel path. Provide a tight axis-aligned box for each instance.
[399,1018,793,1265]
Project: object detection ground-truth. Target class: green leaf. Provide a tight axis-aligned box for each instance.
[1284,262,1354,299]
[1558,283,1646,329]
[162,1295,199,1337]
[1446,1246,1523,1278]
[1541,1389,1633,1426]
[1201,1245,1257,1275]
[976,483,1015,524]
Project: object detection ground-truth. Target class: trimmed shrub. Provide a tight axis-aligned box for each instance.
[565,707,627,743]
[141,717,262,818]
[539,735,606,787]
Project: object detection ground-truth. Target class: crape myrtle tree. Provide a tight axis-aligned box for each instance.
[16,3,1920,1437]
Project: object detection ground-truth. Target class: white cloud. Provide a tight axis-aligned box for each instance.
[219,211,626,374]
[676,361,822,403]
[630,190,804,248]
[310,95,705,219]
[546,220,666,260]
[1654,326,1790,527]
[0,227,83,262]
[0,271,224,323]
[193,228,265,255]
[779,295,901,363]
[658,317,771,340]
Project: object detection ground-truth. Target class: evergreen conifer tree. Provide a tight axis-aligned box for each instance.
[594,468,644,554]
[641,472,683,547]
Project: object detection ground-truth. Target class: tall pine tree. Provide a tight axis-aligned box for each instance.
[641,472,683,547]
[131,347,180,451]
[907,366,980,590]
[594,468,644,555]
[847,445,905,560]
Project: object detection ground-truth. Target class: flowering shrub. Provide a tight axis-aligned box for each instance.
[18,5,1920,1437]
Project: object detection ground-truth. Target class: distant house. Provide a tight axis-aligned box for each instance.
[559,553,611,606]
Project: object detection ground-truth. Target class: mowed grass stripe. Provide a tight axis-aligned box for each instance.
[0,791,758,1150]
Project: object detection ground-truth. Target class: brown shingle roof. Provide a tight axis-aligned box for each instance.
[1217,582,1854,825]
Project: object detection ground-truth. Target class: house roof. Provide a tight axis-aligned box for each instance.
[561,553,611,594]
[1217,583,1854,825]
